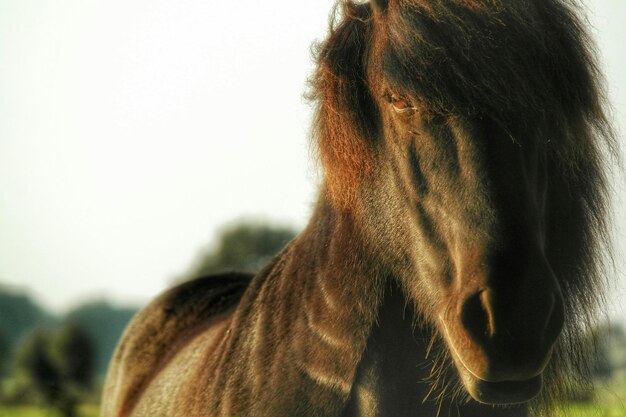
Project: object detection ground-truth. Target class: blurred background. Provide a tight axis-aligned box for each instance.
[0,0,625,416]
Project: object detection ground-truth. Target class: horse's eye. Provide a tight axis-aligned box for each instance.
[390,95,415,113]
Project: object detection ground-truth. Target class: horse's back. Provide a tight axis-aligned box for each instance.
[101,273,252,417]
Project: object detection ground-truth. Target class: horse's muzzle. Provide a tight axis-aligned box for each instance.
[440,282,564,404]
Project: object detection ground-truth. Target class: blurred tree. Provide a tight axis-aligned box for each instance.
[49,323,94,417]
[11,328,61,405]
[0,287,55,371]
[8,323,95,417]
[554,321,626,403]
[591,322,626,381]
[51,323,94,389]
[179,221,298,282]
[65,301,138,378]
[0,330,8,377]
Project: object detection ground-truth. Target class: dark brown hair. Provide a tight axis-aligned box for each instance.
[310,0,616,410]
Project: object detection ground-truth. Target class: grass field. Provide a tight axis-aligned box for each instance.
[1,381,624,417]
[0,403,624,417]
[557,403,626,417]
[0,404,99,417]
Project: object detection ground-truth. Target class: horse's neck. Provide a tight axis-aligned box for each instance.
[185,199,530,416]
[201,200,385,416]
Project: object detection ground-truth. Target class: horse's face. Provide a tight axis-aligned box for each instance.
[356,0,578,405]
[316,0,608,406]
[369,96,564,404]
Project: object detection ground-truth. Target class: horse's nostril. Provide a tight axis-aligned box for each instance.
[460,290,494,341]
[459,288,564,346]
[453,287,563,383]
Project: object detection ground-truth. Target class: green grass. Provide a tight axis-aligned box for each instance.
[0,404,98,417]
[556,382,626,417]
[0,399,623,417]
[557,403,626,417]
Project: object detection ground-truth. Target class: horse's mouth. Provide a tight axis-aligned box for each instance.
[458,365,543,405]
[440,316,548,404]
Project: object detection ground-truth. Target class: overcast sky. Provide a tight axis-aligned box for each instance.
[1,1,625,324]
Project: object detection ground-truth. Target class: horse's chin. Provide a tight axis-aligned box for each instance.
[458,366,543,405]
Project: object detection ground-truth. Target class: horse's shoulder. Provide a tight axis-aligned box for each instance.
[102,273,252,417]
[146,272,252,328]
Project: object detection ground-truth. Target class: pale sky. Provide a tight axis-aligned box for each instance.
[1,1,625,325]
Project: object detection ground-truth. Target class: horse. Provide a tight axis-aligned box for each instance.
[101,0,616,416]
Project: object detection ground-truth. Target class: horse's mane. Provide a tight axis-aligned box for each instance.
[309,0,617,412]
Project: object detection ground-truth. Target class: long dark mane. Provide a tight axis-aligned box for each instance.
[310,0,617,412]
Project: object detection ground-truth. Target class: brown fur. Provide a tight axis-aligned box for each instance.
[102,1,615,416]
[101,274,251,417]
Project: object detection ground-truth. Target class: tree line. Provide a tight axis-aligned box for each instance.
[0,221,297,416]
[0,290,138,416]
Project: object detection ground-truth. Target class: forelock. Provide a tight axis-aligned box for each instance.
[372,0,600,129]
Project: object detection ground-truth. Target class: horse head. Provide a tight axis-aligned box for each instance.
[312,0,613,405]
